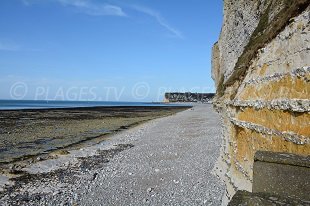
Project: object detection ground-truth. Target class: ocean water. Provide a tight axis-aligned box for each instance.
[0,100,189,110]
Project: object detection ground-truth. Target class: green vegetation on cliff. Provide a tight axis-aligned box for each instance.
[217,0,310,99]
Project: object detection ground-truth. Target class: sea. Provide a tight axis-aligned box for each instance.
[0,100,189,110]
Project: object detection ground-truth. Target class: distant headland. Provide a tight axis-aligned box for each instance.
[164,92,215,103]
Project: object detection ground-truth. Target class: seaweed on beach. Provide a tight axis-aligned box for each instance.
[0,144,134,205]
[0,106,188,164]
[78,144,134,171]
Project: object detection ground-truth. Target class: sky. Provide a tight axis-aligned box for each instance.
[0,0,223,102]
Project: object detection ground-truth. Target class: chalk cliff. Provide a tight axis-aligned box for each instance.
[212,0,310,202]
[164,92,215,103]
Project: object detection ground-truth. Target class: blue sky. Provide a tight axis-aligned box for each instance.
[0,0,223,101]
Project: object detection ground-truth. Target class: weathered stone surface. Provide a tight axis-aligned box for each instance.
[228,190,310,206]
[229,98,310,113]
[212,0,310,202]
[216,0,267,82]
[254,151,310,168]
[253,151,310,200]
[211,42,221,87]
[164,92,214,103]
[236,108,310,136]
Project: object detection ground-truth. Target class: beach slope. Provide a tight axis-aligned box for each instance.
[0,104,224,205]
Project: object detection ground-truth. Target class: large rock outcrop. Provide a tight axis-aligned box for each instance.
[212,0,310,203]
[164,92,215,103]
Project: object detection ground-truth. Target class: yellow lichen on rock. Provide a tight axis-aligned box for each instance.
[212,0,310,202]
[239,75,310,101]
[236,108,310,136]
[230,125,310,178]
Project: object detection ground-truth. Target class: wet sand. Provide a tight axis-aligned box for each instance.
[0,106,190,167]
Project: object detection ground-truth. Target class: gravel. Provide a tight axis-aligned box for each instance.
[0,104,225,206]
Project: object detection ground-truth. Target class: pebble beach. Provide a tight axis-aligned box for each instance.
[0,104,225,205]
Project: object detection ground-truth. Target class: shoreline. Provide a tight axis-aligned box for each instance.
[0,106,191,172]
[0,105,192,112]
[0,104,225,205]
[0,99,192,111]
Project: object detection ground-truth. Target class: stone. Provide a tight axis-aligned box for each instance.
[212,0,310,202]
[229,190,310,206]
[147,187,154,193]
[253,151,310,201]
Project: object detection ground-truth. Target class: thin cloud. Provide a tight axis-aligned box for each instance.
[22,0,127,17]
[132,5,183,39]
[58,0,127,16]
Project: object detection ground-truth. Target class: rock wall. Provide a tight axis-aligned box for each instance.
[212,0,310,203]
[164,92,215,103]
[211,42,221,88]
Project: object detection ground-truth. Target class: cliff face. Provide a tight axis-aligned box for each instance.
[164,92,215,103]
[212,0,310,202]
